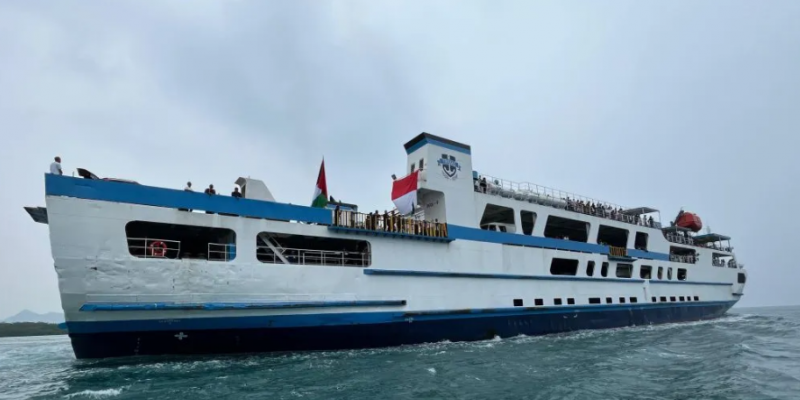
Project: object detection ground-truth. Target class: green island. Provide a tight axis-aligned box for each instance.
[0,323,65,337]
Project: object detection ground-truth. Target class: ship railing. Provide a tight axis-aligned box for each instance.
[609,246,627,257]
[126,237,181,259]
[669,254,698,264]
[332,210,448,238]
[712,258,726,267]
[666,233,696,246]
[703,243,734,252]
[474,174,661,229]
[208,243,236,262]
[256,246,370,266]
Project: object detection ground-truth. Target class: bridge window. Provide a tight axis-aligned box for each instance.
[410,162,416,173]
[256,232,371,266]
[520,210,537,235]
[657,266,664,280]
[640,265,653,279]
[419,158,424,170]
[615,263,633,278]
[125,221,236,261]
[550,258,579,276]
[586,261,595,277]
[670,246,697,264]
[601,262,609,277]
[635,232,648,251]
[738,273,746,283]
[544,216,589,242]
[597,225,628,247]
[480,204,516,233]
[677,268,687,281]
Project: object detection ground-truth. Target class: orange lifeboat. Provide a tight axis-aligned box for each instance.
[676,212,703,232]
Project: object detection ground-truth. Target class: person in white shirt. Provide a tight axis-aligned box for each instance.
[49,157,62,175]
[184,181,193,191]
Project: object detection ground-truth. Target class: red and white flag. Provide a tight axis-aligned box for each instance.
[391,171,418,215]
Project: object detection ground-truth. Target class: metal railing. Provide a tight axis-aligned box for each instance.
[332,210,449,238]
[256,246,370,267]
[712,258,726,267]
[666,233,696,246]
[609,246,627,257]
[473,174,661,229]
[669,254,698,264]
[127,237,181,259]
[208,243,236,262]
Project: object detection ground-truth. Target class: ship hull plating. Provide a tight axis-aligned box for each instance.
[68,301,734,359]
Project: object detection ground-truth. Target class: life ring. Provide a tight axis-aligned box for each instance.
[149,241,168,257]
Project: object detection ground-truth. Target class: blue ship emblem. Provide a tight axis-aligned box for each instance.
[437,154,461,179]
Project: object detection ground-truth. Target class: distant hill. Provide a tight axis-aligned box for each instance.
[0,323,64,337]
[3,310,64,324]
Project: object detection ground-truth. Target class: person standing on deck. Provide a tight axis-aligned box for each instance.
[232,187,242,198]
[49,157,62,175]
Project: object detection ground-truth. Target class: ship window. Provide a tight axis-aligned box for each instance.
[589,298,601,304]
[651,296,657,302]
[550,258,579,276]
[535,298,544,306]
[419,158,424,170]
[554,298,563,305]
[619,297,626,304]
[520,210,537,235]
[606,297,612,304]
[513,299,523,307]
[567,298,575,305]
[670,296,676,302]
[738,273,746,283]
[544,216,589,242]
[677,268,687,281]
[598,225,628,247]
[660,296,667,302]
[668,267,673,280]
[601,262,609,277]
[640,265,653,279]
[635,232,648,251]
[694,296,699,301]
[679,296,685,301]
[630,297,638,303]
[125,221,236,261]
[586,261,595,277]
[480,204,516,233]
[256,232,371,266]
[410,163,416,173]
[615,263,633,278]
[657,266,664,280]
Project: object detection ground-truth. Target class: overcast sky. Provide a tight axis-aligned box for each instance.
[1,0,798,319]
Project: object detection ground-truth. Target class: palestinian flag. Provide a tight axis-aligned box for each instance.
[311,159,328,208]
[392,170,418,215]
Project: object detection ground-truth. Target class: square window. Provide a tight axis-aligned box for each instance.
[513,299,523,307]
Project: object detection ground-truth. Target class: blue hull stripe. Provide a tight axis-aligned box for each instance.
[79,300,407,312]
[364,268,646,283]
[65,300,736,335]
[45,174,332,225]
[66,301,737,358]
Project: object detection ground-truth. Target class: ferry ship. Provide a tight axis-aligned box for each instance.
[25,133,746,359]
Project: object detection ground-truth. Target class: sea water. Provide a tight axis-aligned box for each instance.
[2,306,799,400]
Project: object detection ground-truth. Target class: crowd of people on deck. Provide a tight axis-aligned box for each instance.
[333,207,448,238]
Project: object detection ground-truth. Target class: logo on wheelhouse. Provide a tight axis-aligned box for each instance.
[437,154,461,179]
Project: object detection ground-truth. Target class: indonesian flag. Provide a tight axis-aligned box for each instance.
[311,159,328,208]
[392,170,418,215]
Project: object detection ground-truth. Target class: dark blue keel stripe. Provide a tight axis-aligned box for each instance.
[79,300,407,312]
[64,300,737,335]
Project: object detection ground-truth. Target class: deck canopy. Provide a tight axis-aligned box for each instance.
[621,207,659,215]
[692,233,731,244]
